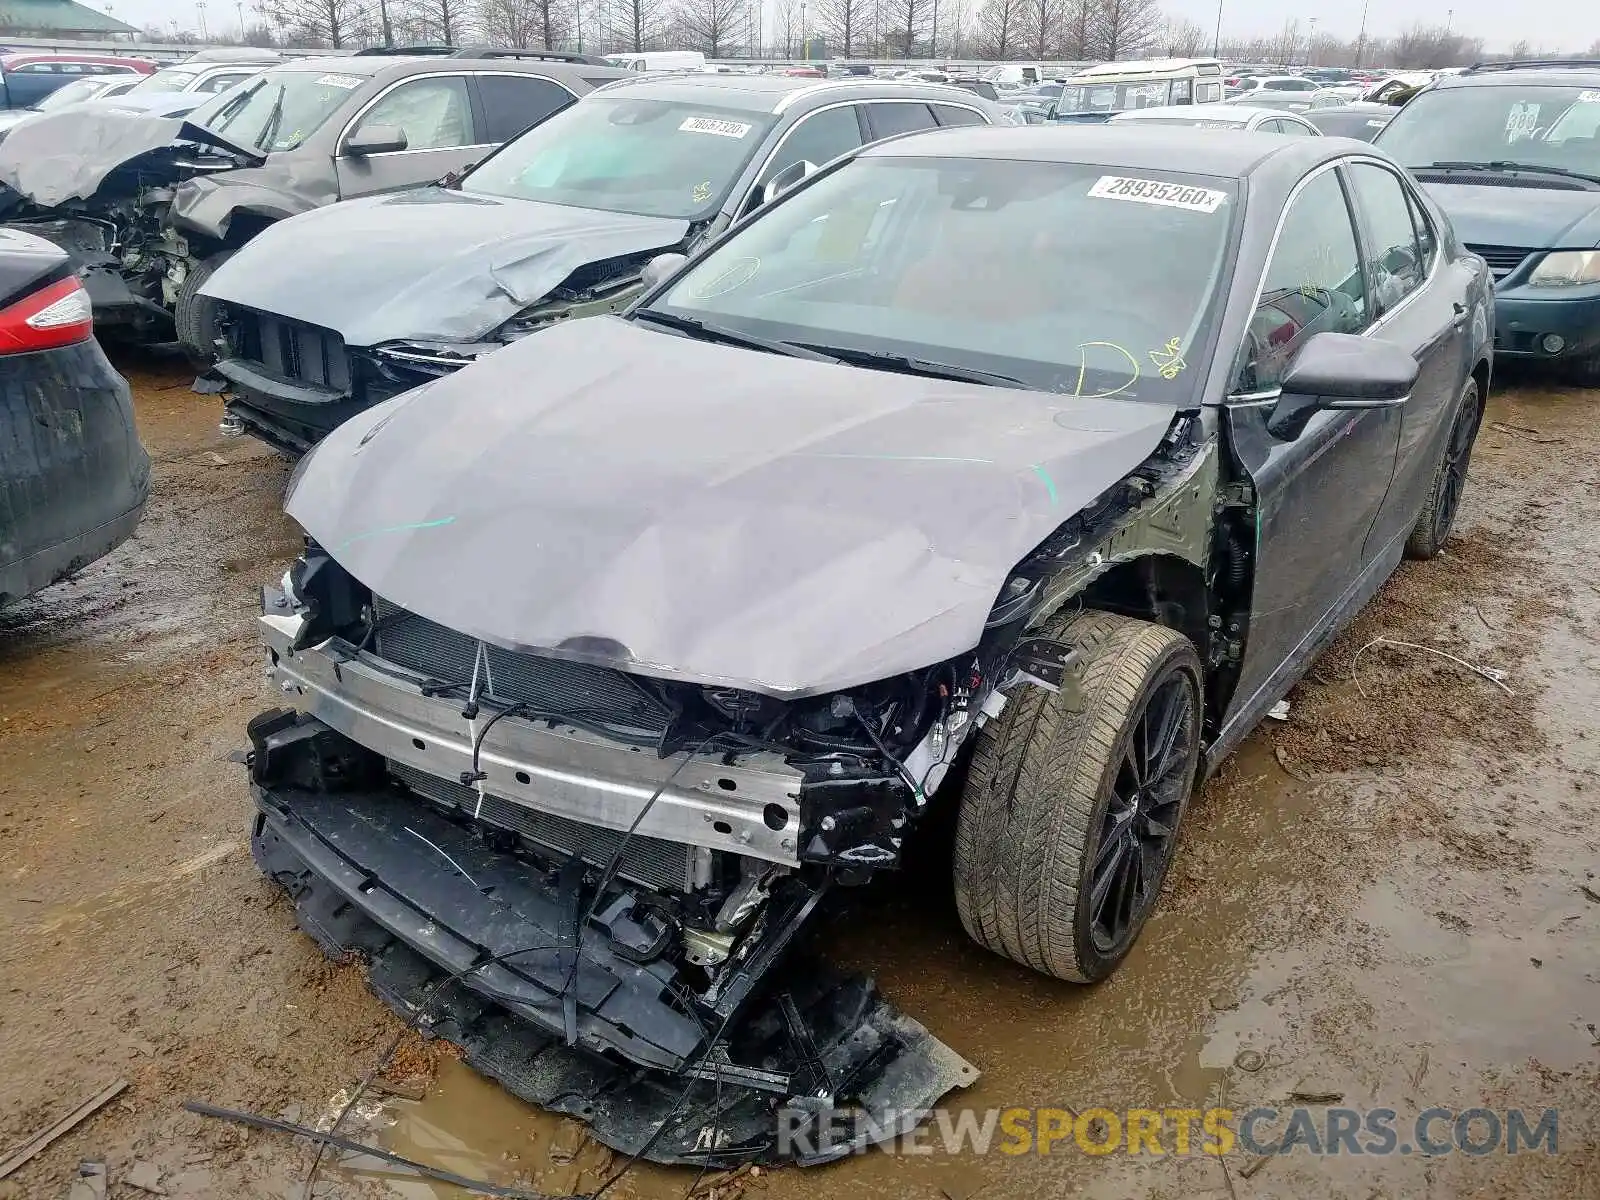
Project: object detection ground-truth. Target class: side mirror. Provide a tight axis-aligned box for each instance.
[640,252,688,292]
[1266,332,1418,440]
[761,159,818,206]
[343,124,407,156]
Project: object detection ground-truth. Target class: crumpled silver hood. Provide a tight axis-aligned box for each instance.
[0,108,259,207]
[285,316,1179,698]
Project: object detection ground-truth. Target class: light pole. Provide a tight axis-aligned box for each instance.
[196,0,208,39]
[1306,16,1317,66]
[1211,0,1223,57]
[1355,0,1370,67]
[800,0,807,60]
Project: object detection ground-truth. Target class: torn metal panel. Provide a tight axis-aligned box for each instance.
[198,188,690,346]
[251,781,978,1166]
[0,109,259,207]
[284,315,1181,699]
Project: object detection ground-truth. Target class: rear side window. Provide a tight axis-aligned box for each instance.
[1348,163,1428,315]
[932,103,986,127]
[864,101,937,139]
[476,74,574,143]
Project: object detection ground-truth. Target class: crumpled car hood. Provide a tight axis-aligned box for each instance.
[200,187,690,346]
[1419,181,1600,251]
[0,108,259,206]
[286,316,1180,698]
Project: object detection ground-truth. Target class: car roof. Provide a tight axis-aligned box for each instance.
[1113,104,1285,122]
[1438,65,1600,88]
[266,55,619,82]
[1,52,150,67]
[860,124,1341,180]
[590,73,998,113]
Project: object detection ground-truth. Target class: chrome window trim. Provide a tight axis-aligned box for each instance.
[739,95,989,212]
[336,69,535,156]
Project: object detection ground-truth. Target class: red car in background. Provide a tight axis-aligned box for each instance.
[0,53,154,110]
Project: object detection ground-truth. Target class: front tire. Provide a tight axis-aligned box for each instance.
[1405,376,1482,560]
[174,248,237,368]
[953,610,1203,983]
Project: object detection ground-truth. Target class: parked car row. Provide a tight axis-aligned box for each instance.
[22,44,1600,1178]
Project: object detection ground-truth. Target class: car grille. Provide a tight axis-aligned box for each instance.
[229,307,352,392]
[387,761,706,893]
[1465,244,1535,282]
[372,596,672,738]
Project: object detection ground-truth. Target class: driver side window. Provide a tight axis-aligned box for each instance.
[1236,168,1368,393]
[350,76,473,151]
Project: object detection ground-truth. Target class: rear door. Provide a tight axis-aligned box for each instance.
[1223,162,1405,714]
[1344,159,1473,556]
[334,73,485,199]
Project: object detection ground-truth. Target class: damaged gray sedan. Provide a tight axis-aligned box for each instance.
[246,126,1492,1166]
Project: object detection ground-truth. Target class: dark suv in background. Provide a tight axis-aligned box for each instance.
[0,53,626,353]
[1378,60,1600,384]
[196,74,1003,453]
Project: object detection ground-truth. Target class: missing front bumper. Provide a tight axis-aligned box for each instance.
[251,781,978,1166]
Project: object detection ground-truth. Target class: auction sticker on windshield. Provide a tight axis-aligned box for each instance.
[1088,176,1228,213]
[315,74,364,89]
[680,116,753,138]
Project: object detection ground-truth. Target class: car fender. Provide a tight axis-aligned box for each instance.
[170,169,330,244]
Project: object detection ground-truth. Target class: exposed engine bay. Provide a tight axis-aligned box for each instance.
[245,413,1227,1163]
[0,144,243,338]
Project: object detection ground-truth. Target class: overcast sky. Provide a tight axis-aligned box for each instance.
[100,0,1594,52]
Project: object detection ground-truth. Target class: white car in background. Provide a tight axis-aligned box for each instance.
[0,74,140,140]
[1109,103,1320,135]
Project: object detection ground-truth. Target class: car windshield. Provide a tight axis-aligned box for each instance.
[1058,80,1173,112]
[189,69,360,153]
[127,64,205,94]
[34,77,115,109]
[1379,84,1600,177]
[642,156,1237,402]
[462,96,777,219]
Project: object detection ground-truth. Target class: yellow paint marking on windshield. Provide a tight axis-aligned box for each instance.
[692,180,713,204]
[1074,341,1140,398]
[1149,337,1187,380]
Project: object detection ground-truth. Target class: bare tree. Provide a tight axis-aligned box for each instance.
[942,0,972,56]
[1089,0,1158,59]
[476,0,569,46]
[974,0,1019,58]
[1058,0,1092,59]
[772,0,798,54]
[256,0,373,46]
[1391,22,1477,69]
[402,0,473,43]
[816,0,867,56]
[672,0,750,55]
[1158,15,1204,57]
[879,0,932,56]
[595,0,671,50]
[1015,0,1055,60]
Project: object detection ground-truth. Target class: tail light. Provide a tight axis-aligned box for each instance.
[0,275,94,355]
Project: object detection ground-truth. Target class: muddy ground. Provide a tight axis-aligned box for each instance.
[1,356,1595,1200]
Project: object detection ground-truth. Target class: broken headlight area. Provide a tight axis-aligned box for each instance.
[249,548,1069,1160]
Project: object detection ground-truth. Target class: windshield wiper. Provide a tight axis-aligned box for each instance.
[254,83,287,153]
[1424,160,1600,185]
[631,309,838,362]
[791,343,1028,389]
